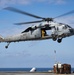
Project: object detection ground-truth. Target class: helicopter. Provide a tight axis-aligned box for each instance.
[0,7,74,49]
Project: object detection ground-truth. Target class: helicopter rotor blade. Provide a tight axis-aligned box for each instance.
[4,7,54,22]
[54,10,74,19]
[4,7,44,19]
[5,7,74,23]
[14,20,43,25]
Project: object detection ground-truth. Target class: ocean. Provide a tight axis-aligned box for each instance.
[0,68,74,72]
[0,68,52,72]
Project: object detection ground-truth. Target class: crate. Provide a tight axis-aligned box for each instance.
[53,63,71,74]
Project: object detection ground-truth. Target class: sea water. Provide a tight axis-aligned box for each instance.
[0,68,74,72]
[0,68,52,72]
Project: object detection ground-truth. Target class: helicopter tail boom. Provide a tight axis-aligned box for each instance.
[0,35,4,42]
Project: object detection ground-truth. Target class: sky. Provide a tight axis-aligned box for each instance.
[0,0,74,68]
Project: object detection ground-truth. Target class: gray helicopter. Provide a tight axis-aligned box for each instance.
[0,7,74,48]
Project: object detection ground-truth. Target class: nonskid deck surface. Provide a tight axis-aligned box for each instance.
[0,72,73,75]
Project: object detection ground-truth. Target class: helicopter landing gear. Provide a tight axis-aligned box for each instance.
[52,34,57,41]
[52,37,57,41]
[5,43,10,49]
[57,38,62,43]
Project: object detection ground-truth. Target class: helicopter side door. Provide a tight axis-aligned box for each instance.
[41,29,46,38]
[30,28,42,39]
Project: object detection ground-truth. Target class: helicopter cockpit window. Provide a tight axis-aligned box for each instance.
[63,25,67,29]
[67,25,72,28]
[22,27,32,33]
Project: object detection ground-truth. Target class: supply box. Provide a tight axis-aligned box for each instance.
[53,63,71,74]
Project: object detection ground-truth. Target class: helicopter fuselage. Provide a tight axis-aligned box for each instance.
[1,22,74,43]
[0,22,74,49]
[0,7,74,48]
[2,28,51,42]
